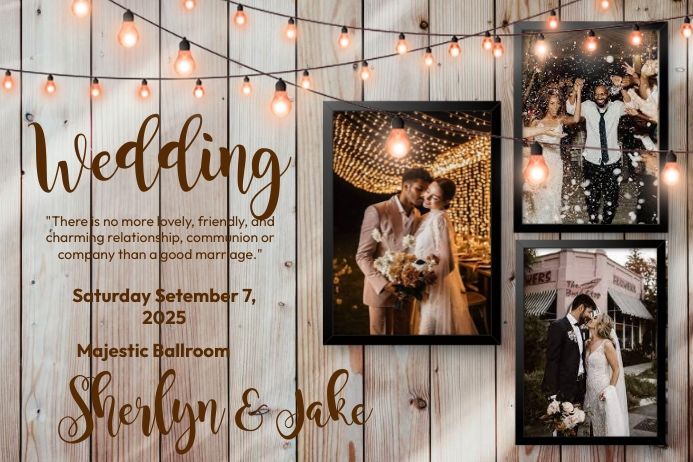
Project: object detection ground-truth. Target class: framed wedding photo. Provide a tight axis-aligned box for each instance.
[515,240,666,445]
[323,101,501,345]
[514,21,669,232]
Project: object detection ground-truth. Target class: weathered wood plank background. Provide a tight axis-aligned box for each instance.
[0,0,689,461]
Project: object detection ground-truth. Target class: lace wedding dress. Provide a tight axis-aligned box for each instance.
[584,334,630,436]
[414,210,478,335]
[523,122,565,224]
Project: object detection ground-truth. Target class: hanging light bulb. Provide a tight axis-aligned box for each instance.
[241,76,253,95]
[423,47,435,67]
[534,33,548,57]
[547,10,559,30]
[396,33,408,54]
[174,37,196,76]
[662,151,681,186]
[584,29,598,52]
[523,141,549,186]
[44,74,57,95]
[598,0,610,11]
[300,70,313,89]
[182,0,196,11]
[681,16,693,39]
[492,36,504,58]
[338,26,350,48]
[71,0,90,18]
[629,24,643,46]
[271,78,292,117]
[233,4,247,27]
[90,77,102,98]
[448,36,461,57]
[193,79,205,98]
[386,116,410,159]
[118,10,139,48]
[359,60,371,80]
[2,70,14,91]
[138,79,151,99]
[481,31,493,51]
[285,17,297,40]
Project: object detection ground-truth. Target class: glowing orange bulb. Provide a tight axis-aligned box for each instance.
[300,70,312,89]
[492,36,504,58]
[338,26,350,48]
[174,38,196,76]
[396,33,408,55]
[386,117,410,158]
[359,61,371,81]
[585,30,598,52]
[534,33,548,57]
[524,143,549,186]
[423,47,434,67]
[598,0,610,11]
[2,70,14,91]
[118,10,139,48]
[182,0,196,11]
[90,78,102,98]
[193,79,205,98]
[681,17,693,39]
[45,74,57,95]
[285,18,297,40]
[138,79,151,99]
[481,31,493,51]
[233,5,247,27]
[271,79,292,117]
[629,25,643,46]
[71,0,90,18]
[547,10,559,29]
[241,76,253,95]
[448,36,461,57]
[662,152,681,185]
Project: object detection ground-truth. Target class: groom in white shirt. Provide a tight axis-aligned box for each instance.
[567,81,634,224]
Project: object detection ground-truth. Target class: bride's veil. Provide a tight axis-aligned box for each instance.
[606,328,630,436]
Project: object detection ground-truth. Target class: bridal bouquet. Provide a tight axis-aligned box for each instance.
[372,235,438,302]
[542,399,586,437]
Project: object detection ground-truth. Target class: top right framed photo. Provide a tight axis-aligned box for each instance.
[514,22,669,232]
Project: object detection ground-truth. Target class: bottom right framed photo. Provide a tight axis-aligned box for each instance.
[515,240,666,445]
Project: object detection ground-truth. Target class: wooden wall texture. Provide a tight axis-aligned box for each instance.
[0,0,689,461]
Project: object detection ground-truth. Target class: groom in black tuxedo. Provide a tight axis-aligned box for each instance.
[542,294,597,405]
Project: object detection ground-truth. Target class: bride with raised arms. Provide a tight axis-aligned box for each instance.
[413,178,477,335]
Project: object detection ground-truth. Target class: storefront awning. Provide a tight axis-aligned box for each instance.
[608,290,653,320]
[525,289,557,317]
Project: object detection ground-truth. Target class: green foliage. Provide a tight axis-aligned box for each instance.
[524,313,548,374]
[625,375,657,409]
[523,370,548,423]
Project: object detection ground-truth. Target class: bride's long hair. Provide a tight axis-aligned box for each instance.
[594,313,617,346]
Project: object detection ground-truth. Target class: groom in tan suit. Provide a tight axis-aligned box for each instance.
[356,168,432,335]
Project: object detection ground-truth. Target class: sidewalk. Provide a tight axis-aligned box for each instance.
[624,361,653,376]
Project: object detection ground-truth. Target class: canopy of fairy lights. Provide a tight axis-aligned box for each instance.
[332,110,492,238]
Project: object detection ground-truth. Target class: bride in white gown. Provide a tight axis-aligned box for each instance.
[523,83,583,223]
[584,313,630,436]
[414,179,478,335]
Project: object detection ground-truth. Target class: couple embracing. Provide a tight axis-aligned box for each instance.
[543,294,630,436]
[355,168,477,336]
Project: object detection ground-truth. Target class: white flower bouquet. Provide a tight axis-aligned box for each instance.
[372,235,438,302]
[542,398,586,437]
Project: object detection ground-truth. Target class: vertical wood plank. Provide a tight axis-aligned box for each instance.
[363,1,431,460]
[495,0,560,461]
[296,1,365,461]
[91,0,160,460]
[625,0,689,460]
[228,0,297,459]
[0,0,21,460]
[159,1,230,459]
[22,1,91,460]
[429,1,495,461]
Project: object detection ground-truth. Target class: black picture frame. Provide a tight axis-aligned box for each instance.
[515,240,667,445]
[323,101,502,345]
[513,21,669,233]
